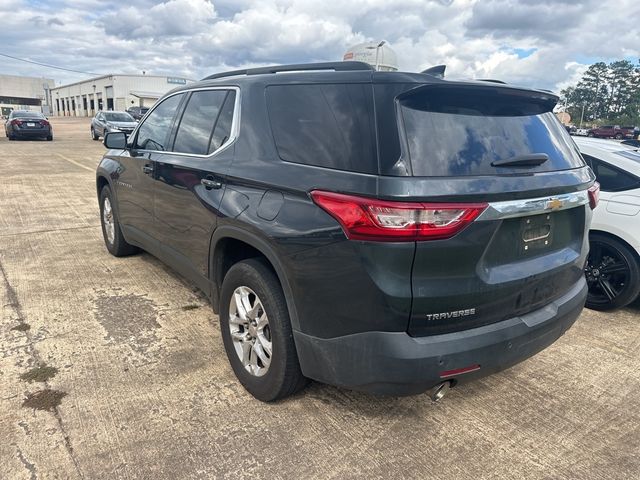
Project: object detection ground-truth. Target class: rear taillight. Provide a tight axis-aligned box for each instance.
[40,119,50,126]
[310,190,487,242]
[11,119,22,126]
[588,182,600,210]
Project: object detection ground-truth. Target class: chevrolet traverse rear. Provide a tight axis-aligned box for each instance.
[97,62,597,401]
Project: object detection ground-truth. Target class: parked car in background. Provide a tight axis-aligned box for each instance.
[126,106,149,121]
[4,110,52,141]
[91,111,137,140]
[574,137,640,310]
[573,128,590,137]
[588,125,634,139]
[97,62,597,402]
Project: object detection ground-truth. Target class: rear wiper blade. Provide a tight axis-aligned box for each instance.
[491,154,549,167]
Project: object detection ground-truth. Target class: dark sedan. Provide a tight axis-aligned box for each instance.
[4,110,53,141]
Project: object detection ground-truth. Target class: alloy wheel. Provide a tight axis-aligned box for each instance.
[228,286,272,377]
[102,197,115,245]
[585,240,631,307]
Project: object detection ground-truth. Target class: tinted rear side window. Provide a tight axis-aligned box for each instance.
[266,84,377,174]
[399,87,584,176]
[173,90,229,155]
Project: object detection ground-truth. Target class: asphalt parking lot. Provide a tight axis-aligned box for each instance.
[1,117,639,479]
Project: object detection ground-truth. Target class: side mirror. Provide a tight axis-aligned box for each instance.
[104,131,127,149]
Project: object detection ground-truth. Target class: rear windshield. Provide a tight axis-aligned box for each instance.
[399,88,585,176]
[12,111,43,118]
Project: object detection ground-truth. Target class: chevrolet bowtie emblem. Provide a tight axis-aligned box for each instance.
[547,198,563,210]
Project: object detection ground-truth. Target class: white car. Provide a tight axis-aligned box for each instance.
[574,137,640,310]
[574,128,590,136]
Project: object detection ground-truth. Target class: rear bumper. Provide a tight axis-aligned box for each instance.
[12,128,50,138]
[294,277,587,396]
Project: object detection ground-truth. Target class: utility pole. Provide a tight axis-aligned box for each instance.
[579,104,585,129]
[374,41,386,71]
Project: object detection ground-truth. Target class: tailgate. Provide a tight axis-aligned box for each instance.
[409,192,592,336]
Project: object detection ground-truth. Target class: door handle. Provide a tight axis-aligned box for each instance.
[201,178,222,190]
[142,164,153,174]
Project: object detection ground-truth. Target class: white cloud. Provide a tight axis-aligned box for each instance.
[0,0,638,91]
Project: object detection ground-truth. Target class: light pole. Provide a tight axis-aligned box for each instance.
[579,104,585,129]
[365,41,386,71]
[374,40,386,71]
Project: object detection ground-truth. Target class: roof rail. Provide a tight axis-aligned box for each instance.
[202,61,374,81]
[421,65,446,79]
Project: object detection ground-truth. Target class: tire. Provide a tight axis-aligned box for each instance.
[585,232,640,311]
[588,133,594,137]
[99,186,138,257]
[219,258,307,402]
[46,135,53,141]
[91,127,99,140]
[615,134,623,140]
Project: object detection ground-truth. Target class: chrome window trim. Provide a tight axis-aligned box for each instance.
[129,86,241,159]
[477,190,590,221]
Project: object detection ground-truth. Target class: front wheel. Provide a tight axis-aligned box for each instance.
[585,233,640,311]
[219,259,307,402]
[91,127,99,140]
[99,186,138,257]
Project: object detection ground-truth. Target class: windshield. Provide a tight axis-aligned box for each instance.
[104,112,135,122]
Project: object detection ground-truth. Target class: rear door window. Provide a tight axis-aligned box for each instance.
[266,84,377,174]
[398,87,585,176]
[173,90,233,155]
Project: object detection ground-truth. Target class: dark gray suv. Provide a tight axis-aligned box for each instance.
[97,62,598,402]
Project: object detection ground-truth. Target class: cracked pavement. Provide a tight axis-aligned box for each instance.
[1,118,639,479]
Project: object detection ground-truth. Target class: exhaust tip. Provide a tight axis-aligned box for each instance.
[428,381,451,402]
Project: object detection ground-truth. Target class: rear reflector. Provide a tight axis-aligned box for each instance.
[439,364,481,378]
[588,182,600,210]
[310,190,487,242]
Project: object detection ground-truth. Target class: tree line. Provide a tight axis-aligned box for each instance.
[560,60,640,127]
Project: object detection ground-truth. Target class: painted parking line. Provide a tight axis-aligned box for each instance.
[56,153,94,172]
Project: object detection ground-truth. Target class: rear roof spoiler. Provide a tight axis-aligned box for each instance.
[420,65,446,79]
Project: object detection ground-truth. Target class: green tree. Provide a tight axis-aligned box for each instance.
[559,59,640,125]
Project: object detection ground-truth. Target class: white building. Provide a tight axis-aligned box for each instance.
[0,74,55,116]
[50,74,194,117]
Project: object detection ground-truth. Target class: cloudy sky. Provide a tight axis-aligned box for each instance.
[2,0,639,92]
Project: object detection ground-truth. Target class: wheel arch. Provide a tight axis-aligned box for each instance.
[209,226,300,331]
[590,229,640,263]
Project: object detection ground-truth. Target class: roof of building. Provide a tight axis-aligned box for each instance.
[50,74,193,91]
